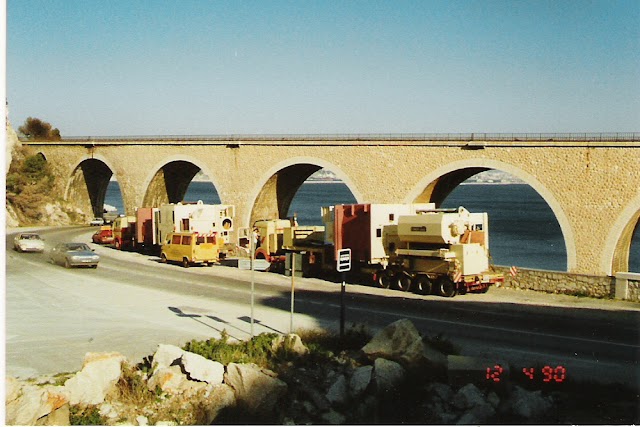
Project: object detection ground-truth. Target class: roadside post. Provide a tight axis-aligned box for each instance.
[250,229,256,337]
[290,252,295,334]
[336,248,351,339]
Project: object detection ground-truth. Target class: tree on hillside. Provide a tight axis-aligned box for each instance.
[18,117,61,141]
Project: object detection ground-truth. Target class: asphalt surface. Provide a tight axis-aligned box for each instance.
[5,226,640,391]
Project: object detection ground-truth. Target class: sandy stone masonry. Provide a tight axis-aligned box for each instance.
[22,136,640,277]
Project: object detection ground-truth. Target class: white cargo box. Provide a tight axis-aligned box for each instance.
[450,243,489,276]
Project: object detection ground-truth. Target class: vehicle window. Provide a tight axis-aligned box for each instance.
[196,236,205,245]
[207,236,216,244]
[182,235,192,245]
[171,235,181,245]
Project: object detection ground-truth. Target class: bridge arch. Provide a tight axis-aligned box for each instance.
[406,158,577,271]
[603,194,640,275]
[141,155,221,208]
[64,154,118,218]
[247,156,363,226]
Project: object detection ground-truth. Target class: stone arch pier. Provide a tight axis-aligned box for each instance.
[22,135,640,277]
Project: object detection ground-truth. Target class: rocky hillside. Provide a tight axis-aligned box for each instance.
[5,123,89,227]
[5,319,638,425]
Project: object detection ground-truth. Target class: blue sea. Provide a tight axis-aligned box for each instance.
[105,180,640,272]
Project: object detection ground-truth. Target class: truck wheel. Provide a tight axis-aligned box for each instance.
[376,270,392,289]
[182,258,190,268]
[160,254,167,263]
[439,278,457,298]
[414,275,433,295]
[395,272,412,292]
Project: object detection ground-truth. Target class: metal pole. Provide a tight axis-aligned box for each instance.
[340,272,346,339]
[290,252,295,334]
[250,229,255,337]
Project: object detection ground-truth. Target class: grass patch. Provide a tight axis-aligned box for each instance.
[183,330,279,369]
[297,324,372,353]
[69,405,106,426]
[182,325,373,372]
[109,362,156,407]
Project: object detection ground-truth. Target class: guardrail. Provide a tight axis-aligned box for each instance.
[19,132,640,143]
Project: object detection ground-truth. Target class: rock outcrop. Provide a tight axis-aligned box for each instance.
[65,352,126,405]
[5,320,561,425]
[361,318,447,370]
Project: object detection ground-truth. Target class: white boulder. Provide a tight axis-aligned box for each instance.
[64,352,126,405]
[224,363,287,416]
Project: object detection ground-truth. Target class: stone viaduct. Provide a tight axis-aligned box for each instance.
[19,134,640,278]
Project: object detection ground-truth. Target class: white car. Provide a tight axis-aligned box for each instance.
[89,218,105,226]
[13,233,45,253]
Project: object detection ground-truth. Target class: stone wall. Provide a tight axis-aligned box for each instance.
[495,266,617,299]
[614,272,640,302]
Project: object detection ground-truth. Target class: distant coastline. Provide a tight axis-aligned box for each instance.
[304,179,344,184]
[460,181,526,185]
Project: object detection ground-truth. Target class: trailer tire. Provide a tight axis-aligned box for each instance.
[439,278,457,298]
[376,270,392,289]
[414,275,433,295]
[182,257,190,268]
[395,272,412,292]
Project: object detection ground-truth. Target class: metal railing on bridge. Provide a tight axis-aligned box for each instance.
[21,132,640,143]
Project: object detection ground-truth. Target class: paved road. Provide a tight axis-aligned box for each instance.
[5,226,640,390]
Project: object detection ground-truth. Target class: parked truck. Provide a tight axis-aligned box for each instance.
[157,201,234,247]
[248,203,503,297]
[112,215,136,250]
[134,207,160,253]
[127,201,235,253]
[378,206,504,296]
[114,201,235,258]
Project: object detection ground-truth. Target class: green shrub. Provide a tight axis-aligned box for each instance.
[183,330,279,368]
[6,148,56,224]
[69,405,106,425]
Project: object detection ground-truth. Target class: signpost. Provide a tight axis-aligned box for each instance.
[337,249,351,338]
[290,252,295,334]
[250,229,256,337]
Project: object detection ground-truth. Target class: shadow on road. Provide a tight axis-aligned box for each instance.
[167,306,284,341]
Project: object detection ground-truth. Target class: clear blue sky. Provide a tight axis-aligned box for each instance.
[6,0,640,136]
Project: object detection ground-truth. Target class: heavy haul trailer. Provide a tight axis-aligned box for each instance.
[279,203,437,278]
[378,206,504,297]
[249,203,503,297]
